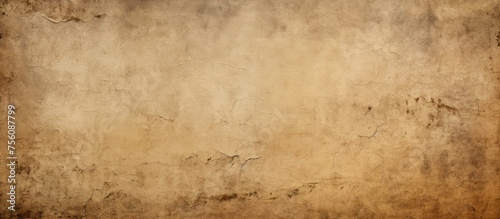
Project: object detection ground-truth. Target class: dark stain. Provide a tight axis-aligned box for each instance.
[94,14,106,19]
[18,210,32,218]
[497,31,500,46]
[426,5,438,26]
[418,97,459,128]
[96,191,143,213]
[19,165,30,174]
[464,23,471,34]
[246,191,258,197]
[211,193,238,202]
[104,192,114,200]
[267,18,287,36]
[437,103,456,111]
[365,105,372,115]
[428,114,435,121]
[286,188,299,198]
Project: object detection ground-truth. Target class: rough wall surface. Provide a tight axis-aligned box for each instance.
[0,0,499,218]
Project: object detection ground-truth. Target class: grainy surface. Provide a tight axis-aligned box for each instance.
[0,0,499,218]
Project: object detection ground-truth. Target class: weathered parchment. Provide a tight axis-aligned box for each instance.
[0,0,499,218]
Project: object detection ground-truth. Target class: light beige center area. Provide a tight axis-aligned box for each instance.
[0,0,499,218]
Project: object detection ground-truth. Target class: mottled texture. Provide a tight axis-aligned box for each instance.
[0,0,499,218]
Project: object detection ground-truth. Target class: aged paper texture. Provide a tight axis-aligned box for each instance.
[0,0,499,218]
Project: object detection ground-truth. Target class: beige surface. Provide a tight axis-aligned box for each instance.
[0,0,499,218]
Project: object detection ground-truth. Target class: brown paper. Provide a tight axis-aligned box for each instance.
[0,0,499,218]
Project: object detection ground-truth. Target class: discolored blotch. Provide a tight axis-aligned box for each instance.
[437,102,457,111]
[286,189,299,198]
[94,14,106,19]
[497,31,500,46]
[420,153,431,175]
[211,193,238,202]
[246,191,258,197]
